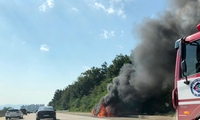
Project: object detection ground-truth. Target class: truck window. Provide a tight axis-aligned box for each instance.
[183,39,200,77]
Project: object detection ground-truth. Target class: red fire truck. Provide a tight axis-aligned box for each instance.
[173,24,200,120]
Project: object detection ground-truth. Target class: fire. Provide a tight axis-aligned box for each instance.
[91,105,115,117]
[91,109,94,116]
[105,107,115,117]
[98,105,106,117]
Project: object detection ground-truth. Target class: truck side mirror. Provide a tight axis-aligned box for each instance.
[181,60,187,73]
[196,46,200,61]
[181,60,189,85]
[179,38,186,60]
[174,39,180,50]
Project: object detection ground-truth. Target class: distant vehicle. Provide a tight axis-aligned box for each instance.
[27,110,31,114]
[34,109,38,113]
[5,109,23,119]
[36,106,56,120]
[20,108,27,115]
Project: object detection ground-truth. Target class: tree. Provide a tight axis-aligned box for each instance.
[107,54,132,78]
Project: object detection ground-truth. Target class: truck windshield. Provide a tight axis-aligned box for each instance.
[184,39,200,77]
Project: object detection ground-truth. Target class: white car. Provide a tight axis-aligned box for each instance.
[5,109,23,119]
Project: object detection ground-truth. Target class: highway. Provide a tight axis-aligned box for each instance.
[0,112,175,120]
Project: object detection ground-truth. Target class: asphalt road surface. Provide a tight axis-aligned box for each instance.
[0,113,175,120]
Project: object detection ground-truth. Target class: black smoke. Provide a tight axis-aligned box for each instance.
[93,0,200,116]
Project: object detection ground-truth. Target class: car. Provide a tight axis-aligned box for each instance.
[20,108,27,115]
[27,110,31,114]
[5,109,23,119]
[36,106,56,120]
[34,110,38,113]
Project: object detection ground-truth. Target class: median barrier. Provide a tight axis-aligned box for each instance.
[0,110,5,117]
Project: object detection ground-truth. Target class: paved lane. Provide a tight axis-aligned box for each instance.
[0,113,175,120]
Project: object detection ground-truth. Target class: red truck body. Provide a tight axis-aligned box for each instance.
[173,25,200,120]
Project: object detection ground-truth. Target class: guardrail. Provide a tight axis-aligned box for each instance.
[0,111,6,117]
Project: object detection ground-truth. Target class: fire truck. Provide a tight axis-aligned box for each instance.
[173,24,200,120]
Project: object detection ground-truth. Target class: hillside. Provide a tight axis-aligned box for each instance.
[48,54,175,116]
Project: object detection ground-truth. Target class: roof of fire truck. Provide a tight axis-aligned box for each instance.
[186,24,200,42]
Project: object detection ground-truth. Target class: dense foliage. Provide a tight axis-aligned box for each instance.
[48,54,174,115]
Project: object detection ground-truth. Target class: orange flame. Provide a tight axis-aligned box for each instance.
[91,109,94,116]
[105,107,115,117]
[98,105,106,117]
[91,105,115,117]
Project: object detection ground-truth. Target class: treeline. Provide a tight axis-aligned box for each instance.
[48,54,174,115]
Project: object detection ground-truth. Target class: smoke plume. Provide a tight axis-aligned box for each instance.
[93,0,200,116]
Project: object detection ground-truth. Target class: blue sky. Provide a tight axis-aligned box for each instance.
[0,0,167,105]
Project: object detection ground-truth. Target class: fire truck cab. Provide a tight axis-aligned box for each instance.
[173,24,200,120]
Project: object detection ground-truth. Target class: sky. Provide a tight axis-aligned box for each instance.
[0,0,167,106]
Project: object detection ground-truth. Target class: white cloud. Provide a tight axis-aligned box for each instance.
[39,0,54,12]
[39,4,47,12]
[117,9,126,18]
[40,44,50,52]
[121,30,124,36]
[125,0,134,2]
[72,7,79,12]
[101,29,115,39]
[46,0,54,8]
[94,2,105,9]
[118,45,123,49]
[110,0,121,4]
[107,7,115,14]
[83,66,90,71]
[92,0,129,19]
